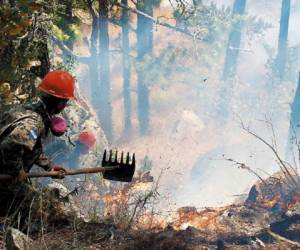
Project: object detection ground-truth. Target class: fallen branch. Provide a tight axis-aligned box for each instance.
[267,229,300,248]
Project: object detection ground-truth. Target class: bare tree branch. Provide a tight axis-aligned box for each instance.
[223,156,267,185]
[240,121,300,189]
[116,1,202,41]
[51,36,90,64]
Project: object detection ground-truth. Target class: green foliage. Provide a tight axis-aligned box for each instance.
[52,24,70,41]
[0,2,41,47]
[54,56,78,74]
[0,1,54,97]
[137,2,270,90]
[132,1,271,120]
[173,2,270,44]
[0,0,85,104]
[52,4,82,45]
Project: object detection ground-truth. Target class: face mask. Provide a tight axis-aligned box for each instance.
[50,116,67,136]
[53,100,68,114]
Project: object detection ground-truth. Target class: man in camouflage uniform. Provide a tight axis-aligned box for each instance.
[0,70,76,221]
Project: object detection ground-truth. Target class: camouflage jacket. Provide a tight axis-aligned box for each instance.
[0,102,52,176]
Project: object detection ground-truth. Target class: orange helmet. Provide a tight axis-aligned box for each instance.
[79,131,96,149]
[38,70,76,99]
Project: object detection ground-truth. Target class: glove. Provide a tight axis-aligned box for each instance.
[49,165,67,179]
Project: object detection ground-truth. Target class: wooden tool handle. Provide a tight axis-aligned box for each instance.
[0,166,118,180]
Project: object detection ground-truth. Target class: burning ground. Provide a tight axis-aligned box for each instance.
[2,167,300,249]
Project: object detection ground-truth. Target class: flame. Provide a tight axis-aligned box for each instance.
[173,207,226,231]
[102,175,153,217]
[260,193,281,209]
[102,188,130,216]
[286,192,300,209]
[253,191,300,211]
[135,213,168,231]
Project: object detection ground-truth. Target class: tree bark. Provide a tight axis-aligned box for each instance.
[62,0,74,62]
[286,72,300,159]
[137,0,153,135]
[121,0,132,133]
[276,0,290,80]
[223,0,247,81]
[217,0,247,123]
[89,10,100,121]
[99,0,113,142]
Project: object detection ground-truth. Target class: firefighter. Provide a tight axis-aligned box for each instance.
[0,70,75,219]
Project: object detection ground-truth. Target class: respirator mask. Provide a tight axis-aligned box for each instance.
[40,97,69,137]
[50,116,68,136]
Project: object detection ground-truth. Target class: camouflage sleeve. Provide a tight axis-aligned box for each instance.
[0,116,45,175]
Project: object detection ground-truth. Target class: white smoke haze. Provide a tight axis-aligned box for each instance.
[71,0,300,212]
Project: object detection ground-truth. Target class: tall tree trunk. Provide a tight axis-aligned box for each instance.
[121,0,132,133]
[89,13,100,121]
[223,0,246,81]
[137,0,153,135]
[62,0,74,62]
[276,0,290,80]
[99,0,113,142]
[286,71,300,160]
[217,0,246,123]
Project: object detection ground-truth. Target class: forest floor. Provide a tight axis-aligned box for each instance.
[1,169,300,249]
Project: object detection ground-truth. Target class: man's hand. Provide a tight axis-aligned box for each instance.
[49,165,67,179]
[14,169,27,183]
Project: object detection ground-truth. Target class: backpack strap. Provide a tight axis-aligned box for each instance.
[0,115,32,142]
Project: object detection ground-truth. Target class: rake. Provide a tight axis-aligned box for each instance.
[0,150,136,182]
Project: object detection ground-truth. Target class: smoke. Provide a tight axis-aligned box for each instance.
[71,0,300,212]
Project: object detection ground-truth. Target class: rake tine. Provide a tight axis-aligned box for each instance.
[132,153,135,166]
[102,150,107,164]
[120,152,124,164]
[109,150,113,163]
[102,149,136,182]
[126,152,130,165]
[115,151,118,163]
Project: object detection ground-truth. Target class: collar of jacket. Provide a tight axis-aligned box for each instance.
[24,100,51,135]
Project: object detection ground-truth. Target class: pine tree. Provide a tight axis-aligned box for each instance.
[223,0,247,81]
[276,0,290,80]
[99,0,113,142]
[121,0,132,133]
[137,0,154,135]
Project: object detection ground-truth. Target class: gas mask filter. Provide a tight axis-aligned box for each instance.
[50,116,67,136]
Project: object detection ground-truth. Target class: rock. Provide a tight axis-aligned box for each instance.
[245,185,259,204]
[157,225,175,239]
[5,227,34,250]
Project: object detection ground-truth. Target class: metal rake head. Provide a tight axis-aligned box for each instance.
[102,149,135,182]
